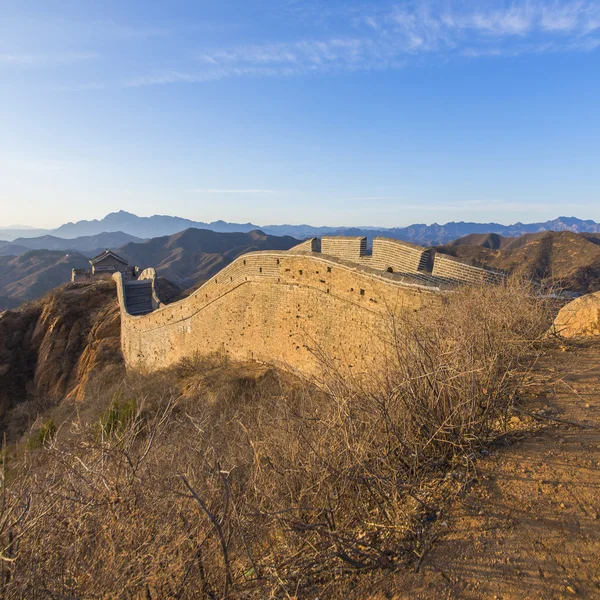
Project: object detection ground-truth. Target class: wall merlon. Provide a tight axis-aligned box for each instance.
[321,236,367,261]
[292,238,321,253]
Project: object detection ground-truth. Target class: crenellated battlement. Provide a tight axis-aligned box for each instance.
[291,235,504,285]
[114,236,504,380]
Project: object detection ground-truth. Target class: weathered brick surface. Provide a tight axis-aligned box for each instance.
[368,238,433,274]
[432,254,505,285]
[321,236,367,261]
[115,251,442,379]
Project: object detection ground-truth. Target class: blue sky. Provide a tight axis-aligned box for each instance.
[1,0,599,228]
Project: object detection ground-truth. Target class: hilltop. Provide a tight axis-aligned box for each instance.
[0,211,260,241]
[0,275,180,441]
[5,222,600,312]
[3,228,600,311]
[0,250,91,310]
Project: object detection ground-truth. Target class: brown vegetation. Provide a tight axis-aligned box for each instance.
[0,279,554,598]
[366,341,600,599]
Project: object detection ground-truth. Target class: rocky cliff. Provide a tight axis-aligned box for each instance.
[0,280,124,438]
[552,291,600,338]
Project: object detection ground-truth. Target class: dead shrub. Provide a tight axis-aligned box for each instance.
[0,278,553,598]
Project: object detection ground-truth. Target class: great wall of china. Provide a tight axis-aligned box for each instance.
[114,236,504,379]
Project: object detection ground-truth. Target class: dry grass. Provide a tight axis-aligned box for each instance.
[0,279,554,598]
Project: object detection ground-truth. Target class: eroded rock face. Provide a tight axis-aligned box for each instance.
[552,291,600,338]
[0,281,124,435]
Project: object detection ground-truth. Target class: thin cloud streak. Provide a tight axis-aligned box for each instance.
[349,196,396,201]
[188,189,279,194]
[0,52,98,66]
[0,157,82,173]
[127,67,308,87]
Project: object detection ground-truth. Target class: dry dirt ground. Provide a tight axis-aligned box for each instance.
[345,341,600,600]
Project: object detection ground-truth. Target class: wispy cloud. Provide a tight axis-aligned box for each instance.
[128,67,306,87]
[196,38,371,67]
[128,40,403,86]
[129,1,600,86]
[0,52,98,66]
[128,71,215,86]
[0,157,82,173]
[379,0,600,38]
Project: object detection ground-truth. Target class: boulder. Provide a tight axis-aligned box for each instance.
[552,291,600,338]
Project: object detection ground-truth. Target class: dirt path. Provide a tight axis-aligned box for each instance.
[335,342,600,599]
[391,341,600,599]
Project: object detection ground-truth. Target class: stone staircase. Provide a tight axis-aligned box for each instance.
[124,280,154,316]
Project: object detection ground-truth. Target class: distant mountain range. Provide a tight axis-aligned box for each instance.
[0,212,259,242]
[3,211,600,245]
[0,231,143,257]
[4,210,600,310]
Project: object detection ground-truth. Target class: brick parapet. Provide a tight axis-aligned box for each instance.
[369,238,433,275]
[432,254,506,285]
[115,250,444,379]
[321,236,367,261]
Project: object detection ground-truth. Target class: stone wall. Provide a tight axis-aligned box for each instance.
[321,236,367,262]
[115,251,443,380]
[369,238,433,274]
[72,269,92,283]
[115,236,507,380]
[432,254,505,285]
